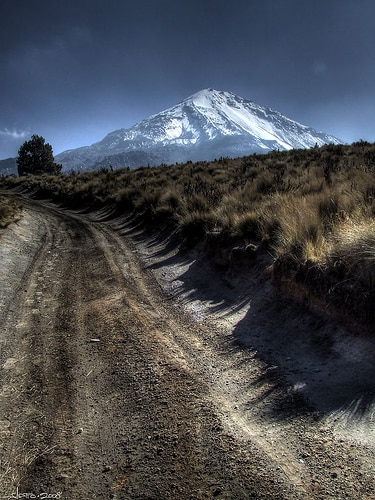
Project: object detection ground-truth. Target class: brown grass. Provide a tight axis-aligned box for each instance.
[2,140,375,325]
[0,196,21,229]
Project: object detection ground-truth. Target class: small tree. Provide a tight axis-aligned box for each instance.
[17,134,62,176]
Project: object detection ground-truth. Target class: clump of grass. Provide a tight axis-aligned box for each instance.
[176,209,217,245]
[316,219,375,322]
[328,219,375,287]
[231,211,260,240]
[0,196,21,228]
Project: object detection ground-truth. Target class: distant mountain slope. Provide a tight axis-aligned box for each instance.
[0,157,17,176]
[55,88,341,171]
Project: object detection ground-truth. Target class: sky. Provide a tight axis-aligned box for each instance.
[1,0,375,159]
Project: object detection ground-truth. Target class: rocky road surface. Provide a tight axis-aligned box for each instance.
[0,194,375,499]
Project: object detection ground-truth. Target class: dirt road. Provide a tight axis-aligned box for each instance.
[0,194,375,499]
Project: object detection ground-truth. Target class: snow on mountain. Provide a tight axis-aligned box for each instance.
[56,89,342,171]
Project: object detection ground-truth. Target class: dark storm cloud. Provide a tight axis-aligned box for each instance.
[1,0,375,158]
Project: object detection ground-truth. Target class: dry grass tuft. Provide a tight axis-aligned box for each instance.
[0,196,21,229]
[329,219,375,288]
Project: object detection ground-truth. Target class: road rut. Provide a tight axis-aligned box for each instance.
[0,195,374,499]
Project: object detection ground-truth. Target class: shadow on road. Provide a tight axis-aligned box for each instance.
[82,209,375,425]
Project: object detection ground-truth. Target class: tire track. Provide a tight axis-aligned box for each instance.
[0,194,374,499]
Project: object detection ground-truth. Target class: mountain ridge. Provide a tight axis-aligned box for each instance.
[56,88,341,171]
[15,89,344,173]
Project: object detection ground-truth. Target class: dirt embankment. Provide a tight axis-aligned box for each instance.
[0,194,374,499]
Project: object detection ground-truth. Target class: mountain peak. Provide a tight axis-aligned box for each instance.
[186,87,223,101]
[185,88,243,107]
[56,89,342,172]
[185,88,216,107]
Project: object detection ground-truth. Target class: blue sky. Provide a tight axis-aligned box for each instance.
[1,0,374,158]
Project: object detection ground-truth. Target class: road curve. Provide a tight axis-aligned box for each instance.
[0,195,374,499]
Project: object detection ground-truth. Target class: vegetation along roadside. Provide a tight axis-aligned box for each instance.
[2,140,375,328]
[0,196,21,230]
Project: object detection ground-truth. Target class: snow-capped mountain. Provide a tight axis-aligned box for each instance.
[56,89,342,171]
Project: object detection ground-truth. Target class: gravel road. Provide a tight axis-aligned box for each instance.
[0,194,374,499]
